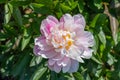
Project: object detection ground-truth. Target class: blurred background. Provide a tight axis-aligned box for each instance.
[0,0,120,80]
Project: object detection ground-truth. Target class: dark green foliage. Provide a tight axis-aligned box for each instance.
[0,0,120,80]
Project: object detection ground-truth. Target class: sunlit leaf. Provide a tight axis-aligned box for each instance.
[60,3,71,12]
[4,3,13,24]
[93,0,102,9]
[91,55,103,65]
[21,28,31,50]
[30,56,42,67]
[73,72,84,80]
[98,27,106,46]
[30,67,47,80]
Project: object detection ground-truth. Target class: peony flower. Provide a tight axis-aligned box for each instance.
[34,14,94,73]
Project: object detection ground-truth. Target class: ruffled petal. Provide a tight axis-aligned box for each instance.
[48,59,56,66]
[33,45,41,55]
[60,14,74,31]
[81,48,93,59]
[62,57,71,73]
[52,53,64,60]
[35,36,53,51]
[66,46,84,63]
[40,49,58,58]
[75,31,94,47]
[34,36,58,58]
[47,16,59,23]
[57,56,70,66]
[40,16,58,37]
[60,14,85,32]
[53,63,62,73]
[60,14,73,22]
[73,14,86,28]
[48,64,54,71]
[68,59,79,73]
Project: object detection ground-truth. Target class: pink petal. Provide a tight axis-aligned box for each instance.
[53,63,61,73]
[51,53,64,60]
[57,56,70,66]
[33,45,41,55]
[40,16,58,37]
[73,14,86,28]
[68,59,79,73]
[34,36,58,58]
[40,49,58,58]
[35,36,53,51]
[47,16,58,23]
[48,59,56,66]
[48,64,54,71]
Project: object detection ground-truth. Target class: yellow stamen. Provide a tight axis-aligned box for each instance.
[65,39,73,50]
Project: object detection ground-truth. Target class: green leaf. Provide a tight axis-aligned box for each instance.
[95,69,102,77]
[0,0,7,4]
[31,3,44,8]
[35,0,53,8]
[60,3,71,12]
[90,14,107,28]
[21,28,31,51]
[0,33,9,41]
[4,3,13,24]
[11,52,31,77]
[93,0,102,9]
[98,76,104,80]
[10,1,31,7]
[13,7,23,27]
[93,35,99,54]
[30,56,42,67]
[86,74,91,80]
[30,67,47,80]
[107,53,116,66]
[98,27,106,46]
[91,55,103,65]
[78,0,84,13]
[70,1,78,10]
[73,72,84,80]
[30,3,52,14]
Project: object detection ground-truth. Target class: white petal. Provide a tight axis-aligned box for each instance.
[66,46,84,63]
[81,48,93,59]
[75,31,94,47]
[60,14,73,22]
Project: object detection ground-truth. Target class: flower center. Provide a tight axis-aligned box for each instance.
[51,30,75,52]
